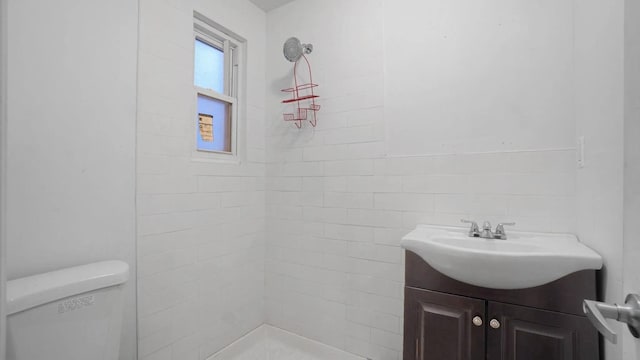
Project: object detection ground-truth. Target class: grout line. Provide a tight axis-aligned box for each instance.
[385,147,577,159]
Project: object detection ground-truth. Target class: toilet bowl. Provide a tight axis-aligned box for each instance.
[6,261,129,360]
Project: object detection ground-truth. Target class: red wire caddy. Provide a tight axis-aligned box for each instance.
[282,54,320,128]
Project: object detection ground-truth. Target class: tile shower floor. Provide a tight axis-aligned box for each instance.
[207,325,367,360]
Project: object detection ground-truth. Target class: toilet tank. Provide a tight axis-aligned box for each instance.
[6,261,129,360]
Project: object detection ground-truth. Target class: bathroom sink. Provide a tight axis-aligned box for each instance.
[401,225,603,289]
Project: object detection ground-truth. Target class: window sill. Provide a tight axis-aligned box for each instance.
[190,152,242,165]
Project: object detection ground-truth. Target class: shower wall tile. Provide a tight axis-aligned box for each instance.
[265,0,578,359]
[136,0,267,359]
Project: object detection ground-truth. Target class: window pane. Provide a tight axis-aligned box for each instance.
[197,94,231,152]
[194,39,224,93]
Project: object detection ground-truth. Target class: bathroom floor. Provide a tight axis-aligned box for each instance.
[207,326,366,360]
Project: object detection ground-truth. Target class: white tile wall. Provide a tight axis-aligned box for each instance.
[136,0,267,359]
[264,152,576,360]
[134,0,629,359]
[207,325,366,360]
[265,1,578,359]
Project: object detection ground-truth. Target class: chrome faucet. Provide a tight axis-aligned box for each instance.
[480,221,494,239]
[461,219,515,240]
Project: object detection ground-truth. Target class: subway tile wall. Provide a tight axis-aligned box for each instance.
[137,0,582,359]
[265,151,577,360]
[265,0,577,359]
[136,0,267,359]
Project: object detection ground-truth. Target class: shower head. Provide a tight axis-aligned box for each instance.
[283,37,313,62]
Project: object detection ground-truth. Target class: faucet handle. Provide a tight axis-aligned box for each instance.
[495,222,515,231]
[461,219,480,236]
[494,222,515,239]
[461,219,478,228]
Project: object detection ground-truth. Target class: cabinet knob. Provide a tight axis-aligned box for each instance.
[472,316,483,327]
[490,319,501,329]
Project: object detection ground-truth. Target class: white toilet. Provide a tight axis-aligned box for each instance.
[6,261,129,360]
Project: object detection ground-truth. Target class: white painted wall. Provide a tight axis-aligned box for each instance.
[249,0,296,12]
[623,0,640,356]
[573,1,626,359]
[266,1,578,359]
[135,0,267,359]
[5,1,138,359]
[385,0,575,156]
[0,0,7,358]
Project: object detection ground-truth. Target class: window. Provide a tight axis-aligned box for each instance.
[193,13,242,156]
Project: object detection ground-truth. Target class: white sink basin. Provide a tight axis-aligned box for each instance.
[401,225,603,289]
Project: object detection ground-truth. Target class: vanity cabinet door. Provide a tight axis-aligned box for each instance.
[486,302,599,360]
[404,287,485,360]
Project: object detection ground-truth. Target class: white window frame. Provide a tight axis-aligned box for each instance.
[192,12,245,162]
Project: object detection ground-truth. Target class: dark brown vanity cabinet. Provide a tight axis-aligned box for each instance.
[486,302,598,360]
[403,251,600,360]
[404,288,485,360]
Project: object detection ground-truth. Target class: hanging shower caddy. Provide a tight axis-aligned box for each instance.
[281,38,320,128]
